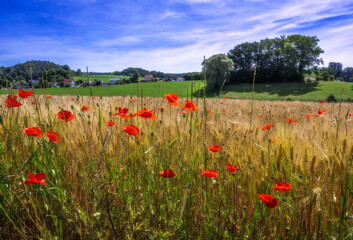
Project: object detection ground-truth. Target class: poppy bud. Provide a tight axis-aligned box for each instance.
[71,105,74,109]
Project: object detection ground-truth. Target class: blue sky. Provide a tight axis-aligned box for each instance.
[1,0,353,73]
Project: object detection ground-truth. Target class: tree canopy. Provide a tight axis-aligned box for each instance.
[203,54,234,91]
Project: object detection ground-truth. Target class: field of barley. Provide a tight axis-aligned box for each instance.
[1,90,353,239]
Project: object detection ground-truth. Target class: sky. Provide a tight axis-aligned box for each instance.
[1,0,353,73]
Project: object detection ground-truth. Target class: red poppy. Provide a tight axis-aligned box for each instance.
[45,132,59,143]
[348,113,352,117]
[24,127,43,137]
[23,173,47,185]
[81,105,89,112]
[257,115,263,118]
[47,96,51,99]
[18,90,34,99]
[57,110,74,122]
[201,170,218,178]
[306,113,312,119]
[182,99,198,111]
[164,93,180,106]
[258,193,278,208]
[71,98,74,101]
[314,114,319,117]
[225,164,237,172]
[159,169,177,178]
[131,98,136,102]
[208,145,222,152]
[31,101,36,105]
[207,109,211,113]
[261,124,273,130]
[220,101,224,104]
[93,97,96,100]
[285,119,297,126]
[224,96,227,99]
[318,109,326,115]
[135,108,156,120]
[113,107,130,119]
[106,121,115,126]
[121,125,140,139]
[7,94,17,100]
[5,99,22,108]
[271,139,277,143]
[273,182,292,191]
[180,110,187,115]
[320,100,325,104]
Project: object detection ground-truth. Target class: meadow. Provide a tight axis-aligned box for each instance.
[1,90,353,239]
[72,75,145,83]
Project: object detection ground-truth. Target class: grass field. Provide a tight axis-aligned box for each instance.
[1,80,352,102]
[73,74,144,83]
[1,93,353,239]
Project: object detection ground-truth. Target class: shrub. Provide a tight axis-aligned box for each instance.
[326,94,337,102]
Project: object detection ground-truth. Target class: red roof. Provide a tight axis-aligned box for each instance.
[63,79,73,85]
[144,75,153,78]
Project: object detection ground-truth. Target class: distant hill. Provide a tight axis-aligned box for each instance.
[0,60,70,82]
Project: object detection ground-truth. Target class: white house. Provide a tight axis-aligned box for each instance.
[110,78,123,85]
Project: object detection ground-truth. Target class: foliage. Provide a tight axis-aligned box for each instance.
[203,54,234,91]
[326,94,337,102]
[328,62,343,79]
[343,67,353,82]
[183,72,203,80]
[227,35,324,84]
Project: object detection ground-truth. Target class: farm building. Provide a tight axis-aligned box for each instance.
[176,77,184,81]
[110,78,123,85]
[165,75,173,81]
[144,75,153,81]
[49,82,57,88]
[63,79,75,87]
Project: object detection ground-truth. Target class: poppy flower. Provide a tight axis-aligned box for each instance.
[273,182,292,191]
[18,90,33,99]
[207,109,211,113]
[57,110,74,122]
[7,94,17,100]
[121,125,140,139]
[5,99,22,108]
[285,119,297,126]
[136,108,156,120]
[113,107,130,119]
[81,105,89,112]
[225,165,237,172]
[106,121,115,126]
[45,132,59,143]
[271,139,277,143]
[348,113,352,117]
[257,115,263,118]
[258,193,278,209]
[182,99,198,111]
[318,109,326,115]
[23,173,47,185]
[31,101,36,105]
[159,169,177,178]
[47,96,51,99]
[208,145,222,152]
[131,98,136,102]
[224,96,227,99]
[201,170,218,178]
[71,98,74,101]
[165,93,180,106]
[320,100,325,104]
[24,127,43,137]
[261,124,273,130]
[93,97,96,100]
[306,113,312,119]
[179,110,187,115]
[314,114,319,117]
[220,101,224,104]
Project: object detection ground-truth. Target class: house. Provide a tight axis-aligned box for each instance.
[176,77,184,81]
[165,75,173,81]
[63,79,75,87]
[30,79,40,85]
[82,81,90,86]
[144,75,153,81]
[49,82,57,88]
[110,78,123,85]
[15,81,24,89]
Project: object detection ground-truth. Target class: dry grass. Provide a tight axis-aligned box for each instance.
[1,94,353,239]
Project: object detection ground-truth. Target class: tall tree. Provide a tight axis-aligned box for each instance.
[328,62,343,79]
[203,54,234,91]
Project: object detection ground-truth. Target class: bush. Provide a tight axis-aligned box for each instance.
[123,79,131,84]
[326,94,337,102]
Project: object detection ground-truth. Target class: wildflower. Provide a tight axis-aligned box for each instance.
[18,90,33,99]
[164,93,180,106]
[81,105,89,112]
[271,139,277,143]
[201,170,218,178]
[5,99,22,108]
[7,94,17,100]
[179,110,187,115]
[121,125,140,139]
[47,96,51,99]
[159,169,177,178]
[320,100,325,104]
[273,182,292,192]
[57,110,74,122]
[208,145,222,152]
[348,113,352,117]
[31,101,36,105]
[135,108,156,120]
[113,107,131,119]
[45,132,59,143]
[220,101,224,104]
[182,99,198,111]
[261,124,273,130]
[318,109,326,115]
[306,113,312,119]
[106,121,115,126]
[207,109,211,113]
[23,173,47,185]
[224,96,227,99]
[258,193,278,208]
[285,119,297,126]
[257,115,263,118]
[131,98,136,102]
[225,165,237,172]
[24,127,43,137]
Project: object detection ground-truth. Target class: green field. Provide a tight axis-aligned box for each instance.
[73,74,144,83]
[1,81,353,101]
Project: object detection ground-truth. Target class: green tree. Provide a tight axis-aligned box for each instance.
[343,67,353,82]
[203,54,234,91]
[130,72,139,83]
